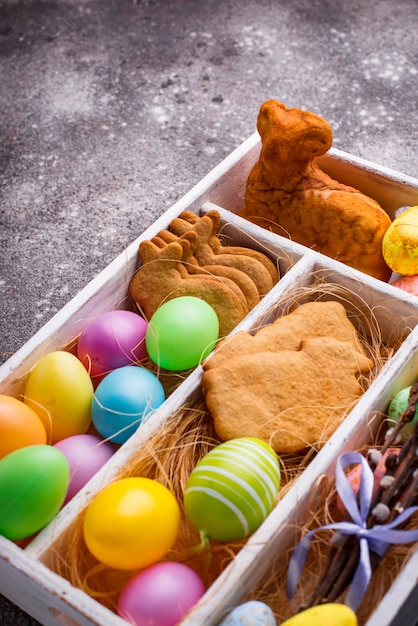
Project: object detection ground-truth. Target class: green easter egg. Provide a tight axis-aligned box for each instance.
[387,385,418,440]
[184,437,280,542]
[0,444,70,540]
[145,296,219,371]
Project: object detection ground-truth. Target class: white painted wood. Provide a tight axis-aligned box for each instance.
[0,536,128,626]
[318,147,418,213]
[366,548,418,626]
[1,135,418,625]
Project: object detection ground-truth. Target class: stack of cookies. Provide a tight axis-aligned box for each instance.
[128,209,279,337]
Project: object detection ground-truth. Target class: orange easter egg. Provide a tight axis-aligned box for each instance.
[0,395,47,458]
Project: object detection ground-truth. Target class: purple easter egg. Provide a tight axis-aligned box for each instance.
[77,310,148,380]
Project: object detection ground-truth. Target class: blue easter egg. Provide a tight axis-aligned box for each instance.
[218,601,277,625]
[91,366,165,444]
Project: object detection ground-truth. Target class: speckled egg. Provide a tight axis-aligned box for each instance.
[382,205,418,275]
[218,601,277,626]
[387,385,418,440]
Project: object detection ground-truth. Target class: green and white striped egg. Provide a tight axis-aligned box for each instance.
[184,437,280,542]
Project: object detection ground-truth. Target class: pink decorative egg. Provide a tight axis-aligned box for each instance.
[77,310,148,380]
[336,447,400,516]
[117,561,205,626]
[373,448,400,484]
[391,275,418,296]
[54,434,115,504]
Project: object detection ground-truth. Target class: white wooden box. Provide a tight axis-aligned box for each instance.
[1,132,418,626]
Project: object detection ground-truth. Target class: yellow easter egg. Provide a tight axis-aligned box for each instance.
[280,603,358,626]
[382,205,418,275]
[23,351,94,444]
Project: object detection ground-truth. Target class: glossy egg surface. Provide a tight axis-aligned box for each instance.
[0,444,70,540]
[184,437,280,542]
[23,351,94,444]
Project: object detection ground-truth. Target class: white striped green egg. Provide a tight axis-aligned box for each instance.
[184,437,280,542]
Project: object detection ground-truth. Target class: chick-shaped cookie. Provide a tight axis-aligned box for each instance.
[238,100,392,281]
[128,237,248,337]
[201,300,373,453]
[156,228,261,311]
[169,210,279,296]
[202,336,373,454]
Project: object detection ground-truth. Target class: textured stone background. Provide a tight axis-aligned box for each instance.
[0,0,417,623]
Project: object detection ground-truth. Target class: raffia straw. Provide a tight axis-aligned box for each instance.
[46,277,400,617]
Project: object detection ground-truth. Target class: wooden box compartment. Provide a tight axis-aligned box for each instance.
[1,132,418,626]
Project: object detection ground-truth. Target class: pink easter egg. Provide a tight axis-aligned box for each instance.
[54,434,115,504]
[336,448,400,516]
[77,310,148,380]
[117,561,205,626]
[391,275,418,296]
[373,448,400,484]
[336,464,363,516]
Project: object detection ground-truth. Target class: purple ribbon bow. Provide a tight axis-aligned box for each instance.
[286,451,418,610]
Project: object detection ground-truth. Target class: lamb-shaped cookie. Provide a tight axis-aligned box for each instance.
[128,237,248,337]
[155,228,261,311]
[238,100,392,281]
[203,300,366,371]
[169,210,279,296]
[201,335,373,454]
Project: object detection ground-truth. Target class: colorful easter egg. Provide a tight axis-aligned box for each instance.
[218,600,277,625]
[0,394,47,459]
[145,296,219,371]
[184,437,280,542]
[382,205,418,275]
[83,477,180,570]
[391,274,418,296]
[77,310,148,380]
[54,434,115,504]
[23,351,94,444]
[280,603,358,625]
[387,385,418,440]
[118,561,205,626]
[91,365,165,444]
[336,447,400,516]
[373,447,400,484]
[0,444,70,540]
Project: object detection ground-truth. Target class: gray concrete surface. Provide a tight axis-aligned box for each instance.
[0,0,417,623]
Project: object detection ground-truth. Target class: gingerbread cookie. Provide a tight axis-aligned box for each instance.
[174,210,279,283]
[169,210,278,296]
[201,301,373,453]
[129,209,280,338]
[156,229,261,311]
[128,237,248,337]
[203,300,366,371]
